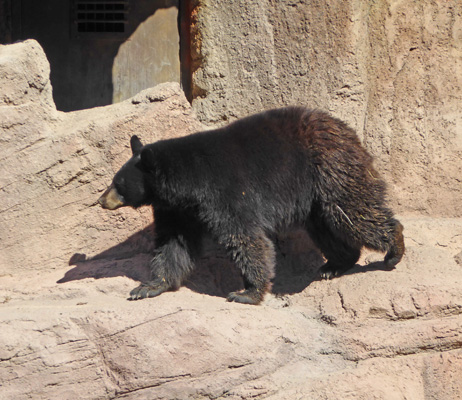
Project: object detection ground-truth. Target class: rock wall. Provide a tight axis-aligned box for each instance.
[191,0,462,217]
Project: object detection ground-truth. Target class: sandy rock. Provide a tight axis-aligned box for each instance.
[0,39,55,110]
[1,40,462,400]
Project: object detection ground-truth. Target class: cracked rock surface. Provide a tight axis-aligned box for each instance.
[1,40,462,400]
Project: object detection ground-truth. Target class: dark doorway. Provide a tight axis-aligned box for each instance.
[2,0,182,111]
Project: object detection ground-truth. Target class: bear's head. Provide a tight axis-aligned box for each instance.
[98,135,149,210]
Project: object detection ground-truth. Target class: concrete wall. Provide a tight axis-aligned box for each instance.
[191,0,462,217]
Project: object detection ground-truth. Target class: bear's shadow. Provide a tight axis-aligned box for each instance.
[60,225,393,299]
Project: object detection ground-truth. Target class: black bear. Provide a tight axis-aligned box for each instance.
[98,107,404,305]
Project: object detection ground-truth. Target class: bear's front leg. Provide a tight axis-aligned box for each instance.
[129,233,198,300]
[224,232,276,305]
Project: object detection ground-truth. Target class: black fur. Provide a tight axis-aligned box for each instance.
[98,107,404,304]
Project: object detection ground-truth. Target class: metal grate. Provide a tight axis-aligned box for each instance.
[74,0,129,33]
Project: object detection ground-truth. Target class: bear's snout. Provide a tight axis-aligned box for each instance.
[98,184,125,210]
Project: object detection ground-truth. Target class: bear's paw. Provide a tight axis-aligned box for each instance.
[128,278,170,300]
[227,290,263,305]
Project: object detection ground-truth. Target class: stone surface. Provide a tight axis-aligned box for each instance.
[1,216,462,400]
[191,0,462,218]
[1,33,462,400]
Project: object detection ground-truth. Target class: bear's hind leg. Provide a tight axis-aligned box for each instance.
[318,244,360,280]
[383,220,405,268]
[224,232,276,305]
[306,218,361,279]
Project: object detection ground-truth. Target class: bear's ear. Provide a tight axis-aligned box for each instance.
[140,146,157,171]
[130,135,143,155]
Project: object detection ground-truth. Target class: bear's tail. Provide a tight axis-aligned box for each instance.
[384,220,405,268]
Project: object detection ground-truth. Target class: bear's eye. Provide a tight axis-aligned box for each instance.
[115,179,125,194]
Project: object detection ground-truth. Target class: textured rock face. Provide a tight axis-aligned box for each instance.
[1,38,462,400]
[191,0,462,217]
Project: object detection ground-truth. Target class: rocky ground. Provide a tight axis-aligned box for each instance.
[1,217,462,400]
[1,40,461,400]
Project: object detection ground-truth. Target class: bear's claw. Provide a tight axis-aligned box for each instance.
[128,280,169,300]
[319,263,346,280]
